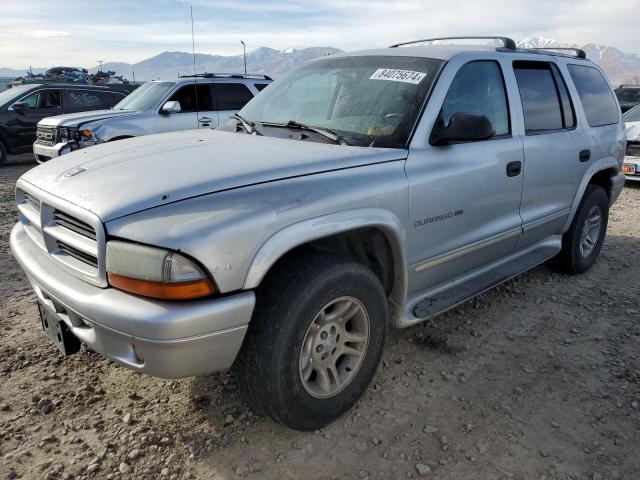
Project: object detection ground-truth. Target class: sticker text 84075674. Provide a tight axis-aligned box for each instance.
[369,69,427,84]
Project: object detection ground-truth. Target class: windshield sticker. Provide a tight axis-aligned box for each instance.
[369,69,427,84]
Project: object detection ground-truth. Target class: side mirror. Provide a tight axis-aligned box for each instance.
[10,102,29,111]
[430,112,495,146]
[161,100,181,114]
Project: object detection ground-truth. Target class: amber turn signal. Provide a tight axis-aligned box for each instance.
[108,273,215,300]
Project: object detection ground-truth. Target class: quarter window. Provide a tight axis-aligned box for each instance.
[214,83,254,110]
[254,83,270,92]
[567,64,619,127]
[439,61,510,137]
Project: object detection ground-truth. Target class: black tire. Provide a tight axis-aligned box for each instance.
[0,140,7,165]
[233,253,388,430]
[554,184,609,274]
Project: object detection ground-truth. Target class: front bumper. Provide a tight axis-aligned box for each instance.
[10,223,255,378]
[622,156,640,182]
[33,141,75,162]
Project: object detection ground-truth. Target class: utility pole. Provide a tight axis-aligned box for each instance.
[97,60,103,72]
[241,40,247,74]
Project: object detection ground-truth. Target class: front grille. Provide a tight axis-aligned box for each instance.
[16,186,106,287]
[56,241,99,268]
[53,210,96,240]
[24,192,40,211]
[626,142,640,157]
[36,126,57,146]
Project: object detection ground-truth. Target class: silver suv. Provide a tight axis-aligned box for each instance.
[11,37,626,430]
[32,73,272,162]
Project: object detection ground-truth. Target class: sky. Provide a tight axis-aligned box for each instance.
[0,0,638,69]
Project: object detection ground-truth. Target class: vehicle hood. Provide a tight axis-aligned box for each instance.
[20,129,407,222]
[38,109,137,127]
[626,121,640,141]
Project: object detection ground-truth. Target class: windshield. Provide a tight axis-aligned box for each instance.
[113,81,174,111]
[237,55,443,148]
[623,104,640,122]
[0,84,35,107]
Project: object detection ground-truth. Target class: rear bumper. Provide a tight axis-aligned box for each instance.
[10,223,255,378]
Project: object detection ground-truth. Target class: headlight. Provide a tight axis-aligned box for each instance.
[106,240,215,300]
[58,127,79,143]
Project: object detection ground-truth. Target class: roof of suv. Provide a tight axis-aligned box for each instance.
[20,83,127,91]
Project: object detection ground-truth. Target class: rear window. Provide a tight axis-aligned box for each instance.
[567,64,619,127]
[215,83,254,110]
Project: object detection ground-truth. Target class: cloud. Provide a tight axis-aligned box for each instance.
[29,29,70,38]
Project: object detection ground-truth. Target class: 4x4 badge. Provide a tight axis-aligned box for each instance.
[63,166,87,178]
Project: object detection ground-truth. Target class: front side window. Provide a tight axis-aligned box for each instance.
[113,81,175,111]
[438,60,510,137]
[167,84,214,112]
[514,61,572,133]
[215,83,254,110]
[19,90,61,109]
[238,55,443,148]
[568,64,619,127]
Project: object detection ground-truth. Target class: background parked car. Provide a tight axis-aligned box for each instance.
[615,84,640,113]
[33,73,272,162]
[622,104,640,182]
[0,84,126,164]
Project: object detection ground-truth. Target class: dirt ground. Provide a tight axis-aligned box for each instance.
[1,153,639,480]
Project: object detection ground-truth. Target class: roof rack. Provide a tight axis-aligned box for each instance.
[526,47,587,59]
[179,73,273,80]
[389,36,517,50]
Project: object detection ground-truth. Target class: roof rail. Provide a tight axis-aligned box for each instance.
[389,36,517,50]
[527,47,587,59]
[179,73,273,80]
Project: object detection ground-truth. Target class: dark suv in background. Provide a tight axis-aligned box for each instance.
[615,84,640,112]
[0,83,126,164]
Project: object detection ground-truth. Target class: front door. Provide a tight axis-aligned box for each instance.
[406,60,524,293]
[156,83,203,133]
[9,89,63,149]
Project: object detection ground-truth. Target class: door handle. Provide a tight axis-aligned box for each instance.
[506,161,522,177]
[199,117,211,124]
[579,149,591,162]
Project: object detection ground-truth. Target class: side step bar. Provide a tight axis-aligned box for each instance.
[411,246,559,320]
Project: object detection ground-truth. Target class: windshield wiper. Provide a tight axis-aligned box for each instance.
[260,120,349,145]
[232,113,261,135]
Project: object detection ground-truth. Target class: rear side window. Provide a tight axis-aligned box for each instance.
[439,60,510,137]
[254,83,270,92]
[215,83,254,110]
[513,61,575,133]
[67,90,102,109]
[567,64,619,127]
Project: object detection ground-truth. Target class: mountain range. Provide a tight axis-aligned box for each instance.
[1,38,638,85]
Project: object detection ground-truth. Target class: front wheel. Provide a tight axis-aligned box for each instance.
[233,253,388,430]
[554,184,609,274]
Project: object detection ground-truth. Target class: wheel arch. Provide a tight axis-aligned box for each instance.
[562,160,620,233]
[242,208,408,324]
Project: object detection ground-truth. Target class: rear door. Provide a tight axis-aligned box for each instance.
[212,83,255,126]
[406,59,525,292]
[511,60,590,247]
[9,88,63,149]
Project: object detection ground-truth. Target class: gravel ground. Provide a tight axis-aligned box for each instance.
[1,154,639,480]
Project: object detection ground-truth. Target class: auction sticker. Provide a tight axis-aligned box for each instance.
[369,69,427,84]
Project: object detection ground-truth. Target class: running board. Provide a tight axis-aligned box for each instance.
[411,246,559,320]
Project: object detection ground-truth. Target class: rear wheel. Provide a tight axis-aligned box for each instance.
[233,253,388,430]
[554,184,609,274]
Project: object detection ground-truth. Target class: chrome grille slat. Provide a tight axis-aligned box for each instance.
[626,142,640,157]
[56,241,99,268]
[36,126,57,146]
[53,211,97,240]
[24,192,41,211]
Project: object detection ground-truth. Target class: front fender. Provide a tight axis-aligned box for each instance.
[93,122,150,142]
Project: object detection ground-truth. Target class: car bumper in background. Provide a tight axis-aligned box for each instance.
[33,141,74,162]
[10,223,255,378]
[622,156,640,182]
